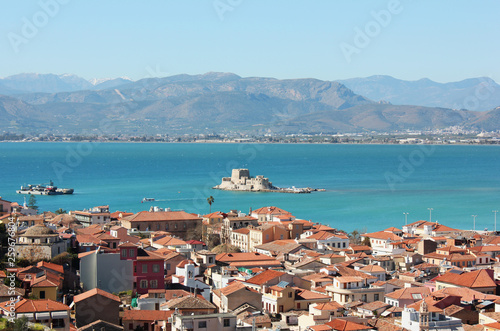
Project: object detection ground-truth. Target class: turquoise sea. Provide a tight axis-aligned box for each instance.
[0,142,499,233]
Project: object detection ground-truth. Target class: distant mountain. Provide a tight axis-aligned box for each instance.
[89,77,134,90]
[338,75,500,111]
[0,73,93,94]
[281,104,478,133]
[1,72,500,134]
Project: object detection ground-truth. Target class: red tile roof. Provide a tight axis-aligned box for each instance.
[124,210,201,222]
[246,269,286,285]
[363,231,402,241]
[73,288,120,303]
[435,269,496,288]
[252,206,291,215]
[2,299,69,313]
[216,252,277,263]
[123,310,173,321]
[37,261,64,274]
[325,319,372,331]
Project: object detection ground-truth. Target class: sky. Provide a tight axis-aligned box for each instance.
[1,0,499,83]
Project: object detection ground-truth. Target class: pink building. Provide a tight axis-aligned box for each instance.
[119,243,165,295]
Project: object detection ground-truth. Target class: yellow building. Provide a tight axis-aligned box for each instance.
[31,277,58,301]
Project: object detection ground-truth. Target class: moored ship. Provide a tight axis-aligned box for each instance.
[16,181,74,195]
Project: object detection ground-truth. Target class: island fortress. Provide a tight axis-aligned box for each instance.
[215,169,275,191]
[213,169,323,193]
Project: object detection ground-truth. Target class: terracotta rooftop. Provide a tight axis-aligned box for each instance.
[362,231,402,241]
[123,310,173,321]
[435,269,496,288]
[360,264,386,273]
[73,288,120,303]
[162,295,216,310]
[325,318,372,331]
[252,206,291,215]
[308,231,348,240]
[216,252,277,263]
[246,269,286,285]
[385,286,431,300]
[2,299,69,313]
[37,261,64,274]
[124,210,201,222]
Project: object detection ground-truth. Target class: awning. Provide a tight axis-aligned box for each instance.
[51,311,69,319]
[36,312,51,319]
[16,313,35,320]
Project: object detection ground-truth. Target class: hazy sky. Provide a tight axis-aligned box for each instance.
[1,0,499,83]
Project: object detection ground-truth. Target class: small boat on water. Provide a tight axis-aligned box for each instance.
[16,181,74,195]
[142,198,155,203]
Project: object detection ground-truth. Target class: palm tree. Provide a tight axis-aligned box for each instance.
[207,196,215,213]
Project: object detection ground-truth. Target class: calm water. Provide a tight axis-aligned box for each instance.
[0,142,499,232]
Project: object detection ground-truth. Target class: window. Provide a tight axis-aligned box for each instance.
[39,291,45,299]
[121,249,127,257]
[280,234,284,240]
[165,224,169,230]
[150,279,158,288]
[129,249,135,257]
[140,280,148,288]
[374,294,379,301]
[288,292,292,298]
[166,264,171,270]
[142,264,148,273]
[224,319,230,327]
[198,321,207,328]
[129,323,133,330]
[362,294,367,302]
[52,319,65,328]
[297,303,301,309]
[153,264,160,273]
[208,257,213,263]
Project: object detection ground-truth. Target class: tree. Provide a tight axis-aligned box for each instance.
[13,316,29,331]
[362,236,371,247]
[27,195,38,211]
[207,196,214,213]
[54,208,67,215]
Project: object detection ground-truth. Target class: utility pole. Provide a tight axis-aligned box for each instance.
[493,210,498,232]
[472,215,477,231]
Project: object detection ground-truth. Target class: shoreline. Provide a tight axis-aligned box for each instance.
[2,140,500,146]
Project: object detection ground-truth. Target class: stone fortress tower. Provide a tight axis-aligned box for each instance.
[215,169,273,191]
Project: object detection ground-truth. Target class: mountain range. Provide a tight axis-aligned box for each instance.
[0,72,499,135]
